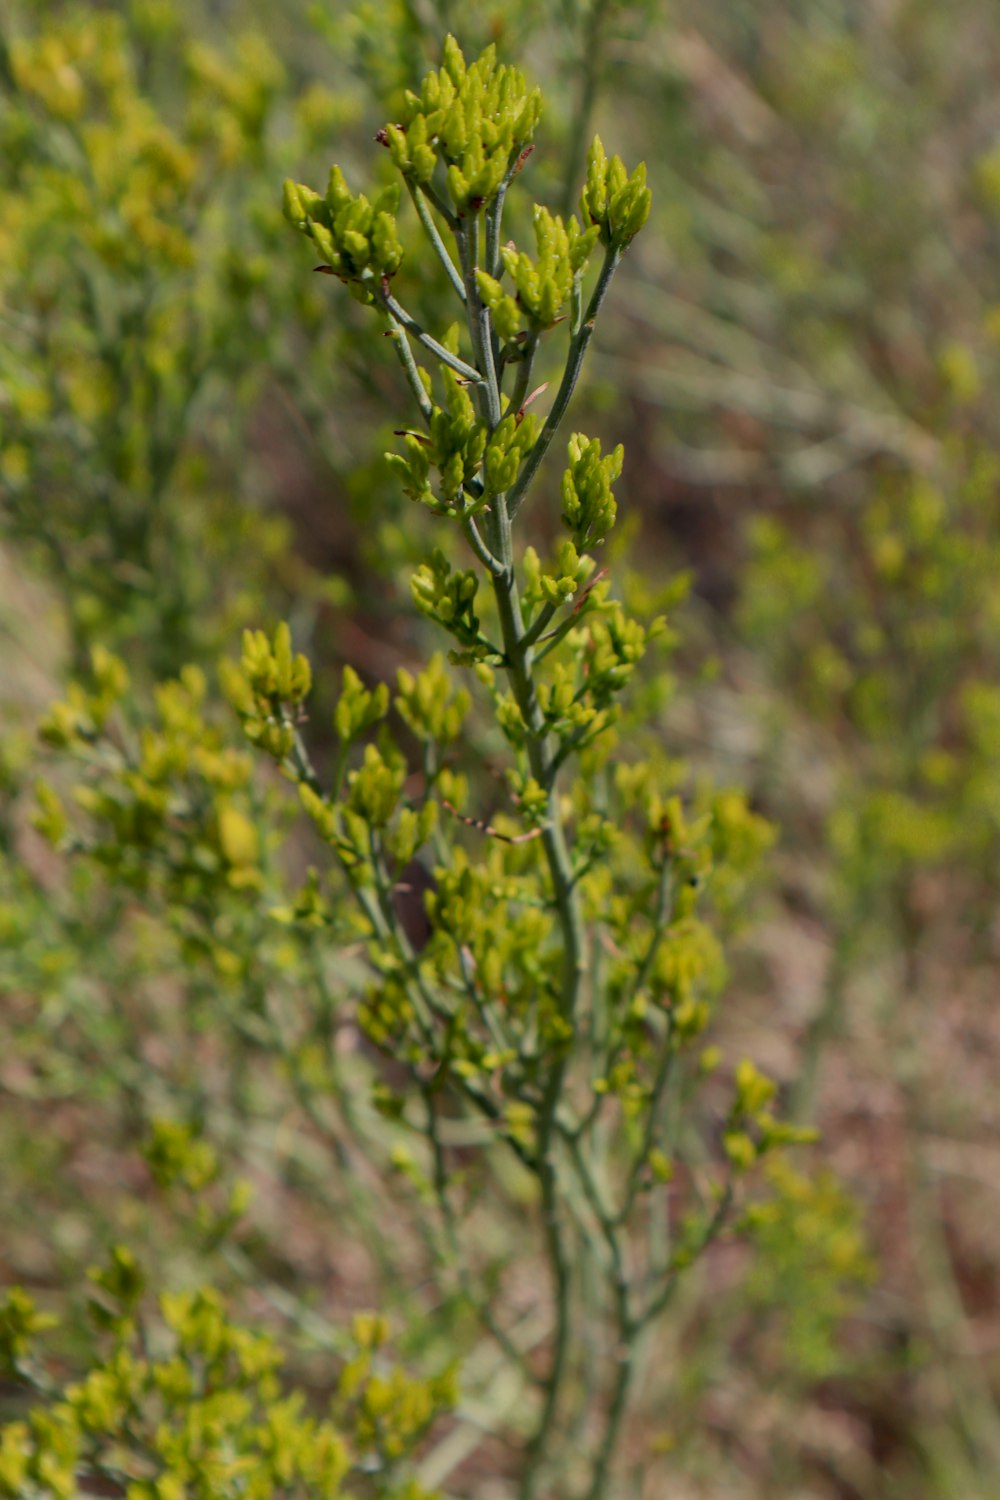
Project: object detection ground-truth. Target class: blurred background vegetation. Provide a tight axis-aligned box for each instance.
[3,0,1000,1495]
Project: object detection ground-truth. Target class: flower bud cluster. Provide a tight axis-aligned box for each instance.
[477,206,599,335]
[396,653,470,743]
[410,549,486,657]
[580,135,652,250]
[37,657,263,900]
[561,433,624,548]
[39,645,129,747]
[724,1060,819,1172]
[234,622,312,759]
[386,362,486,513]
[381,35,542,213]
[421,850,556,1018]
[334,666,389,744]
[537,663,613,751]
[387,369,540,516]
[580,602,667,706]
[0,1228,453,1500]
[347,742,407,829]
[482,409,539,496]
[283,170,403,301]
[521,540,596,611]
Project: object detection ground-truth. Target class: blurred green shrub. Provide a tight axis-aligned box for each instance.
[0,2,304,669]
[0,1127,455,1500]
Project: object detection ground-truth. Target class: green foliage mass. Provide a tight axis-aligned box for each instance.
[0,2,302,669]
[0,1131,454,1500]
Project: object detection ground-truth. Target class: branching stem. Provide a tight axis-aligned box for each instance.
[377,285,485,383]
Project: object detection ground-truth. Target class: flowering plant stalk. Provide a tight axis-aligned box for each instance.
[245,36,803,1498]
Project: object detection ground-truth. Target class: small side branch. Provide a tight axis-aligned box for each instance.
[377,284,485,384]
[508,248,622,518]
[463,514,507,579]
[442,797,544,846]
[407,179,467,303]
[385,317,434,423]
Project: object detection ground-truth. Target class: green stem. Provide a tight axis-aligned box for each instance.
[549,724,600,778]
[419,177,460,231]
[626,862,675,1010]
[377,286,484,384]
[573,867,675,1144]
[424,1086,538,1379]
[407,178,467,301]
[580,1334,635,1500]
[562,1133,636,1500]
[534,612,589,664]
[458,214,503,430]
[517,1148,573,1500]
[487,146,530,277]
[641,1185,733,1327]
[463,514,506,577]
[329,739,351,804]
[520,601,558,653]
[385,317,434,423]
[507,331,540,418]
[452,189,592,1500]
[618,1023,675,1225]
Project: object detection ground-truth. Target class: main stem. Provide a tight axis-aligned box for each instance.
[456,208,589,1498]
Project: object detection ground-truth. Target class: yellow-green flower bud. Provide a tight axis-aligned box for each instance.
[326,165,352,215]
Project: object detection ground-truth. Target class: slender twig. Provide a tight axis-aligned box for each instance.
[418,177,460,231]
[507,247,622,518]
[506,332,540,419]
[517,1144,573,1500]
[385,316,434,422]
[463,514,506,577]
[618,1025,676,1225]
[534,611,590,663]
[486,146,532,277]
[549,723,600,779]
[641,1185,733,1328]
[329,739,351,804]
[423,1086,536,1376]
[458,213,503,430]
[624,862,675,1013]
[442,797,544,846]
[519,601,558,653]
[572,865,676,1144]
[580,1328,636,1500]
[376,285,485,383]
[560,1129,637,1500]
[564,1131,629,1288]
[289,725,326,799]
[407,178,467,302]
